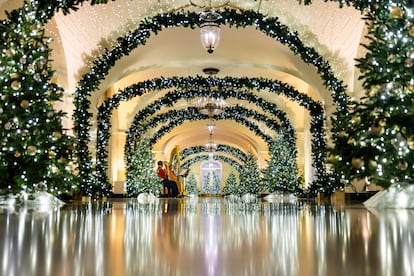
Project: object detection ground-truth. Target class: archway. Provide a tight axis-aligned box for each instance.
[96,76,324,195]
[200,160,222,195]
[6,2,406,197]
[71,9,346,194]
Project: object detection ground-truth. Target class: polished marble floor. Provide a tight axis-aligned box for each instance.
[1,196,413,276]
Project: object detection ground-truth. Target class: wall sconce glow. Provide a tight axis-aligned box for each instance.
[200,10,221,54]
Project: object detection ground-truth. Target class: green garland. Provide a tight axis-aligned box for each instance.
[48,0,414,192]
[97,78,325,194]
[181,154,243,172]
[149,110,272,145]
[96,76,322,181]
[120,106,279,186]
[5,1,378,196]
[129,105,282,141]
[125,107,284,184]
[97,79,295,184]
[122,94,293,168]
[24,0,378,21]
[27,0,411,193]
[127,105,281,144]
[181,145,248,163]
[180,146,244,176]
[76,9,344,195]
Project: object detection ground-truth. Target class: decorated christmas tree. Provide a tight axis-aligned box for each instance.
[222,172,238,195]
[185,173,199,195]
[126,139,159,197]
[262,130,300,194]
[329,4,414,190]
[202,172,211,194]
[238,152,262,195]
[211,172,221,195]
[0,6,78,197]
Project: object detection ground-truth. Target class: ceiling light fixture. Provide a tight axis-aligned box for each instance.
[200,8,221,54]
[205,133,218,153]
[196,67,225,117]
[205,118,218,160]
[207,121,215,134]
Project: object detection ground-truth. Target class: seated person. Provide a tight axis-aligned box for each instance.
[157,161,178,197]
[166,162,188,196]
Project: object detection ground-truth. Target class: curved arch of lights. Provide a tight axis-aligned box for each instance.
[6,1,385,196]
[73,9,346,194]
[181,145,248,163]
[94,78,324,194]
[182,154,243,172]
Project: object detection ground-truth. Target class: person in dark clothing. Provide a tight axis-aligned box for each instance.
[157,161,178,197]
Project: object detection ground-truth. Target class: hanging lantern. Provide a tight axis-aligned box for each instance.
[196,67,226,117]
[197,98,225,117]
[205,133,218,153]
[200,10,221,54]
[207,121,215,134]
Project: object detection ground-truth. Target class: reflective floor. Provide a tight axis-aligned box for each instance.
[1,197,414,276]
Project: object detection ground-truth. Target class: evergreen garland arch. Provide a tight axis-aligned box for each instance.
[181,154,243,172]
[74,8,345,192]
[97,90,293,194]
[181,145,248,163]
[6,0,406,195]
[95,77,324,194]
[180,146,245,174]
[126,105,283,149]
[143,112,272,144]
[4,2,346,195]
[147,111,273,145]
[12,1,378,22]
[120,108,276,189]
[124,107,284,188]
[112,88,291,160]
[134,114,270,181]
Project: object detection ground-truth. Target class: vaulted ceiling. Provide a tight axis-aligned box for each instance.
[0,0,367,182]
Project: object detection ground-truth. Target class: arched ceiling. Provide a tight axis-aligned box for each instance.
[0,0,366,164]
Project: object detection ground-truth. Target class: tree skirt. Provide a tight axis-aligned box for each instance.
[364,183,414,209]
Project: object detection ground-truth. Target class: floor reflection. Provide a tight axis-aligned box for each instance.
[1,197,413,276]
